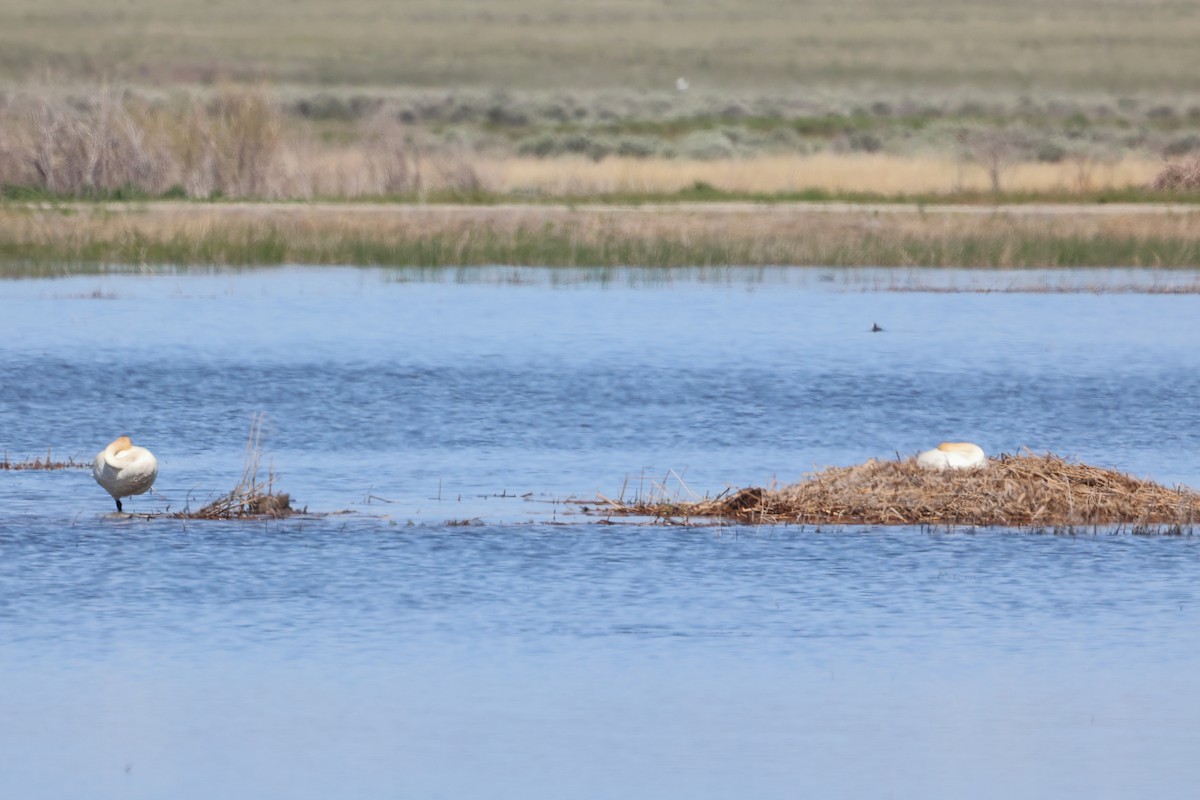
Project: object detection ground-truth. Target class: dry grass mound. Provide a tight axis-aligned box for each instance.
[599,454,1200,530]
[171,414,296,519]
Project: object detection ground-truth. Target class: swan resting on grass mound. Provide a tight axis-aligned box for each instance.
[916,442,987,471]
[93,436,158,512]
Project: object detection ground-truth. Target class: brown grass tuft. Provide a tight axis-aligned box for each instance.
[1152,157,1200,191]
[173,413,295,519]
[598,454,1200,530]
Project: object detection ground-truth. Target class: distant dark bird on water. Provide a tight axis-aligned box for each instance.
[871,322,883,332]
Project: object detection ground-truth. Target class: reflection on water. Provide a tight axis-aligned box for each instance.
[2,266,1200,798]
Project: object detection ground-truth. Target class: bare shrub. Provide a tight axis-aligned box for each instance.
[3,86,170,195]
[1152,157,1200,191]
[0,133,35,188]
[163,87,283,198]
[208,88,282,197]
[957,127,1028,193]
[429,150,485,193]
[359,111,418,194]
[160,100,218,197]
[359,118,486,196]
[1062,146,1119,194]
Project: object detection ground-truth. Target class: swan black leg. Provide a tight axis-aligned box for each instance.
[115,498,123,512]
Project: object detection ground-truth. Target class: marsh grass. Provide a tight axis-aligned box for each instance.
[172,413,295,519]
[1,450,87,470]
[597,454,1200,531]
[3,203,1200,272]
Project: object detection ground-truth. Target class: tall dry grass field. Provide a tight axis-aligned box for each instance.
[3,0,1200,93]
[481,155,1164,196]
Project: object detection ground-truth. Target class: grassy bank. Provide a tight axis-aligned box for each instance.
[4,202,1200,273]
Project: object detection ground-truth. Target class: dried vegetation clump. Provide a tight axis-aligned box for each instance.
[1,450,88,470]
[599,454,1200,530]
[1152,157,1200,191]
[172,414,296,519]
[0,84,481,200]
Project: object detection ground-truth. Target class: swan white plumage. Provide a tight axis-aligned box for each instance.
[916,441,987,471]
[93,436,158,512]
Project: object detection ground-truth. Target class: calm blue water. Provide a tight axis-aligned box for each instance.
[3,266,1200,799]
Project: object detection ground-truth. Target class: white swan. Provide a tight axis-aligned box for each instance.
[93,436,158,512]
[916,441,987,471]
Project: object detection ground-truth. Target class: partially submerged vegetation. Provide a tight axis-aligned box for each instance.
[3,202,1200,273]
[597,454,1200,531]
[1,450,87,470]
[172,414,296,520]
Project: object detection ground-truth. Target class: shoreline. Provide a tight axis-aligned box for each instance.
[3,200,1200,273]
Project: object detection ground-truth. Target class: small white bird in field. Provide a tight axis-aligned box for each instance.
[916,442,987,471]
[676,77,689,92]
[93,436,158,512]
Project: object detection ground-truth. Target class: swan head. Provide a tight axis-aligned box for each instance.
[109,435,134,454]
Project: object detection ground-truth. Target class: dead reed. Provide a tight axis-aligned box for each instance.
[0,450,88,470]
[172,413,295,519]
[1153,157,1200,191]
[597,454,1200,530]
[0,85,479,200]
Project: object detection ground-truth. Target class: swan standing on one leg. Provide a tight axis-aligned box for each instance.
[916,442,987,471]
[93,436,158,512]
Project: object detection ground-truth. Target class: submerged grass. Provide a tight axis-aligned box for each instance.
[3,202,1200,272]
[1,450,88,470]
[598,454,1200,531]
